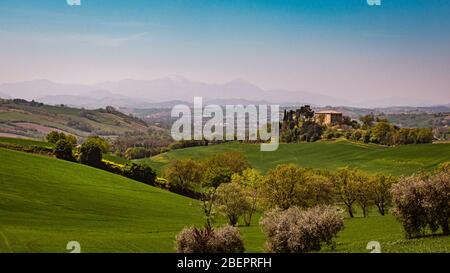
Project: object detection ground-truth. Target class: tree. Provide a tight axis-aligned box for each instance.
[372,121,395,145]
[164,159,203,191]
[416,128,433,144]
[370,174,397,216]
[231,168,263,226]
[260,205,344,253]
[303,173,335,206]
[262,164,309,210]
[391,169,450,238]
[333,167,361,218]
[299,105,314,121]
[215,183,251,226]
[54,139,74,161]
[299,121,323,142]
[423,170,450,236]
[65,134,77,147]
[200,187,217,229]
[85,136,109,153]
[47,131,77,147]
[360,114,375,128]
[46,131,65,144]
[122,163,156,185]
[79,141,103,167]
[354,173,373,218]
[201,165,233,189]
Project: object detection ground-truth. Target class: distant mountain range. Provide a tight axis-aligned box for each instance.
[0,77,448,109]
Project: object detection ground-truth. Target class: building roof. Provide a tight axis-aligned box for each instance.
[315,110,342,114]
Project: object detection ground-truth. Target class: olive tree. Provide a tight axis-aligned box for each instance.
[231,168,263,226]
[215,182,251,226]
[260,205,344,253]
[333,167,362,218]
[370,174,397,216]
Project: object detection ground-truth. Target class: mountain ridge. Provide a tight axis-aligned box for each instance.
[0,78,447,108]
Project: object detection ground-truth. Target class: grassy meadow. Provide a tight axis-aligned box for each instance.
[138,139,450,176]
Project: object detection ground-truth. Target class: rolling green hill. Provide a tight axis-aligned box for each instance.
[0,148,203,253]
[0,137,54,149]
[139,139,450,176]
[0,99,150,140]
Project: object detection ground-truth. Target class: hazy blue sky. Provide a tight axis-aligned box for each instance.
[0,0,449,102]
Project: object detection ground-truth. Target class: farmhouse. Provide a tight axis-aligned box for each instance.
[314,110,343,126]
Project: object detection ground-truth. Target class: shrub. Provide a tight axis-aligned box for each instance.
[46,131,77,146]
[101,160,123,175]
[175,225,244,253]
[78,141,103,167]
[122,163,156,186]
[54,139,74,161]
[260,205,344,253]
[391,170,450,238]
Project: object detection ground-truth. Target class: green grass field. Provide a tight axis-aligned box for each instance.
[0,137,54,149]
[1,144,450,253]
[0,148,203,252]
[139,139,450,176]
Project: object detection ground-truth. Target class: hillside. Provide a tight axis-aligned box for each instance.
[0,148,203,252]
[0,99,150,140]
[139,140,450,176]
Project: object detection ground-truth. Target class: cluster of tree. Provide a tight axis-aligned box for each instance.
[362,122,433,145]
[324,115,434,146]
[46,131,157,186]
[164,152,252,226]
[123,147,164,160]
[47,131,77,161]
[164,152,250,192]
[349,115,433,145]
[173,157,450,253]
[280,105,323,143]
[8,98,44,107]
[168,140,209,150]
[111,130,172,158]
[46,131,77,146]
[391,164,450,238]
[333,167,397,218]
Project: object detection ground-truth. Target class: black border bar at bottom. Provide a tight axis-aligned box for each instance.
[1,253,447,272]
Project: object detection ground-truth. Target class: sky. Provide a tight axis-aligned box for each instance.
[0,0,449,103]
